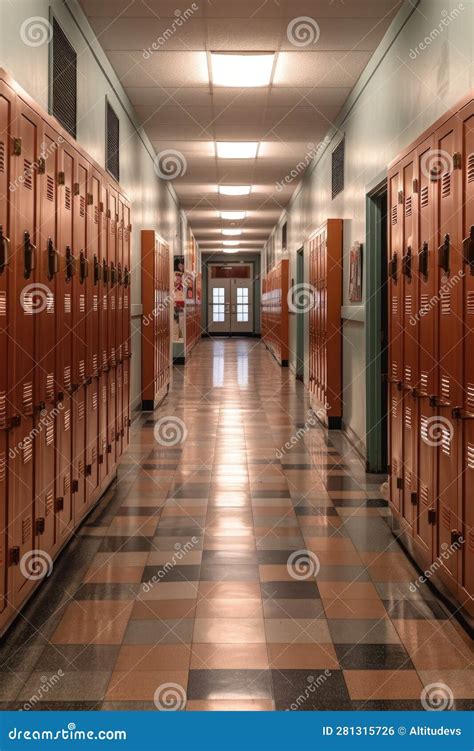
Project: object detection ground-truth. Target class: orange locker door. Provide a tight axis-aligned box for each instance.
[99,180,109,483]
[388,166,404,514]
[459,101,474,608]
[122,203,131,449]
[413,136,437,559]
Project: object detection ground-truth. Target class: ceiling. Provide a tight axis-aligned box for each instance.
[79,0,403,252]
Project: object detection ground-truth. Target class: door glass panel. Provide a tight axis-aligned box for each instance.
[212,287,225,321]
[236,287,249,322]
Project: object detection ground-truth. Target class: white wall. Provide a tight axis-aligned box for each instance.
[0,0,183,410]
[265,0,473,456]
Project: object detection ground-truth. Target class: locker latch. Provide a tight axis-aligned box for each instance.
[65,246,76,281]
[85,464,92,476]
[428,508,436,525]
[396,477,403,490]
[47,238,59,281]
[102,259,109,284]
[410,492,418,505]
[450,530,463,546]
[55,498,64,512]
[57,171,65,186]
[0,224,11,273]
[438,233,450,275]
[418,241,429,277]
[402,246,412,279]
[412,178,418,193]
[124,267,130,287]
[12,137,21,156]
[397,190,404,204]
[98,454,104,465]
[87,193,93,206]
[93,254,101,284]
[452,407,474,420]
[23,231,36,279]
[389,252,398,282]
[8,547,20,566]
[452,152,462,170]
[37,157,46,174]
[73,182,80,196]
[72,480,79,493]
[110,262,117,285]
[462,225,474,274]
[79,251,89,283]
[107,443,112,454]
[35,518,45,535]
[117,263,122,285]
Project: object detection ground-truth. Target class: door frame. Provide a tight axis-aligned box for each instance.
[206,262,255,335]
[295,247,305,379]
[365,176,389,474]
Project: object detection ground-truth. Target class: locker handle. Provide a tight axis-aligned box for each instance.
[124,266,130,287]
[402,246,412,279]
[23,231,36,279]
[93,254,101,284]
[0,225,10,272]
[102,259,109,284]
[47,238,59,280]
[79,251,89,283]
[110,262,117,285]
[462,225,474,273]
[452,407,474,420]
[388,252,398,282]
[65,246,76,281]
[438,233,450,275]
[429,394,450,408]
[117,263,122,285]
[418,241,429,277]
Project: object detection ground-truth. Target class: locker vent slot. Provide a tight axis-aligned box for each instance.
[63,473,70,493]
[404,295,412,315]
[420,371,428,392]
[111,296,115,310]
[404,407,412,429]
[405,469,412,486]
[466,292,474,315]
[79,360,85,380]
[468,153,474,183]
[102,295,107,310]
[124,295,129,310]
[92,391,98,410]
[22,383,33,413]
[47,293,54,314]
[0,291,6,316]
[391,362,398,380]
[467,443,474,470]
[22,436,33,464]
[420,185,429,207]
[391,205,397,225]
[23,160,33,190]
[441,426,452,456]
[404,365,412,385]
[421,416,429,443]
[93,295,98,311]
[79,459,85,477]
[392,458,398,476]
[46,374,54,401]
[102,350,107,368]
[124,369,128,385]
[65,186,71,211]
[441,172,451,198]
[420,483,429,506]
[405,196,412,216]
[94,206,99,224]
[92,354,98,374]
[22,291,34,316]
[46,490,54,516]
[391,296,398,316]
[51,17,77,138]
[0,140,4,172]
[79,195,85,217]
[64,293,71,314]
[46,175,55,202]
[78,400,85,421]
[391,397,398,419]
[92,445,98,462]
[440,291,451,315]
[440,375,450,401]
[331,137,344,199]
[111,220,116,235]
[102,385,107,402]
[0,452,5,483]
[110,380,116,397]
[441,505,450,529]
[22,517,32,544]
[0,392,6,428]
[64,366,71,389]
[45,418,54,446]
[118,296,123,310]
[106,101,120,182]
[420,294,429,314]
[124,341,129,356]
[111,348,116,365]
[79,294,85,313]
[467,384,474,409]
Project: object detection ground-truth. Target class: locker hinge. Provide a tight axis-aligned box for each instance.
[9,547,20,566]
[35,517,45,535]
[57,171,65,185]
[85,464,92,476]
[450,530,463,546]
[428,508,436,525]
[397,190,404,204]
[55,497,64,512]
[12,137,21,156]
[396,477,403,490]
[73,182,80,196]
[410,492,418,506]
[37,157,46,174]
[412,178,418,193]
[87,193,94,205]
[452,152,462,170]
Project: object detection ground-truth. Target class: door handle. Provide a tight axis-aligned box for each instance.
[47,238,59,280]
[79,250,89,283]
[23,231,36,278]
[65,245,76,281]
[438,233,450,275]
[0,225,10,273]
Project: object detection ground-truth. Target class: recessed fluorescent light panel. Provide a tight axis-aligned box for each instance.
[220,211,246,220]
[211,53,275,87]
[218,185,251,196]
[216,142,258,159]
[223,240,240,246]
[222,229,242,236]
[223,249,239,254]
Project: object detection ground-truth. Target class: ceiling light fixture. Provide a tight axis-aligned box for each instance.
[223,240,240,246]
[211,52,275,87]
[218,185,251,196]
[222,229,242,236]
[220,211,246,220]
[216,142,258,159]
[223,249,239,254]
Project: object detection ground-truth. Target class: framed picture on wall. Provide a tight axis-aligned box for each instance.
[348,241,363,303]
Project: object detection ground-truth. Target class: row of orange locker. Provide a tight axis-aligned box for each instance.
[308,220,343,428]
[0,70,131,634]
[141,230,171,409]
[388,96,474,615]
[261,259,289,366]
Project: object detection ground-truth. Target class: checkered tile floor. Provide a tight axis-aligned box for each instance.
[0,339,472,710]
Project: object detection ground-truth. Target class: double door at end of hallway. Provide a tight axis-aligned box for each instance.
[208,265,254,334]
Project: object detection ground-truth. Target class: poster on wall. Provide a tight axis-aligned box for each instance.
[348,241,363,303]
[174,255,185,307]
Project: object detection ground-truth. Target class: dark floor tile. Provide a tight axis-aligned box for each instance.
[32,645,121,673]
[155,526,203,537]
[99,537,154,553]
[73,583,139,600]
[257,550,300,565]
[383,599,449,620]
[324,477,362,491]
[335,643,414,670]
[332,498,388,508]
[187,670,272,700]
[201,551,258,566]
[294,506,339,516]
[252,491,290,498]
[261,581,319,600]
[117,506,163,516]
[271,669,351,710]
[263,598,325,619]
[141,565,201,583]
